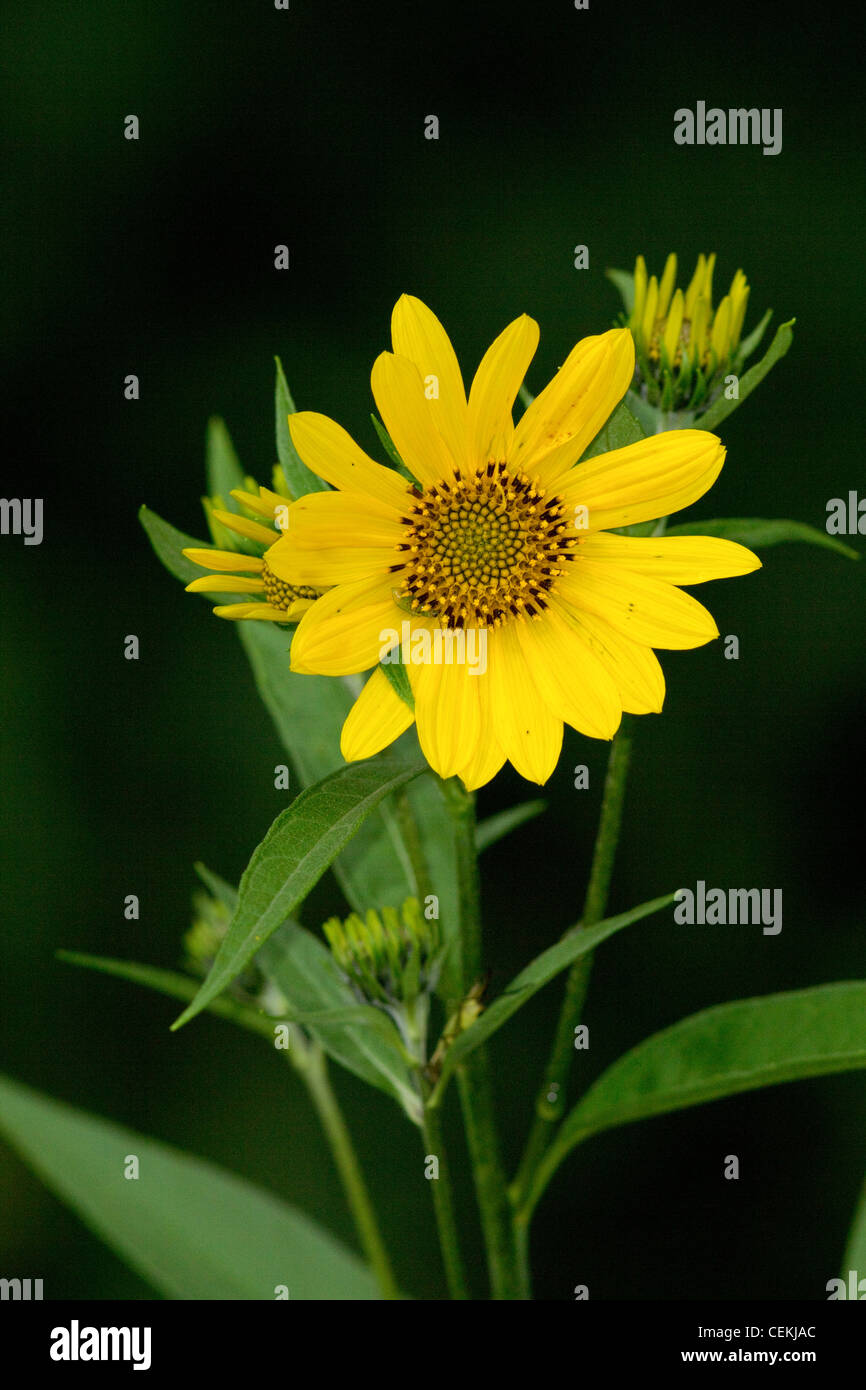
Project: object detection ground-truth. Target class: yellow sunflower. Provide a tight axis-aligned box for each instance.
[267,296,760,788]
[183,481,320,623]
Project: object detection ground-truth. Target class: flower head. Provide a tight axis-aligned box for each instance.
[267,295,760,788]
[183,471,320,623]
[626,253,750,413]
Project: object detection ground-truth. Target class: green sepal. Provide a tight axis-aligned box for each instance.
[274,356,329,497]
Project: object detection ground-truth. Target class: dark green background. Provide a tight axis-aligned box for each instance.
[1,0,863,1300]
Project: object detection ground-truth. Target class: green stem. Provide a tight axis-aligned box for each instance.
[441,776,527,1299]
[301,1041,401,1300]
[421,1104,471,1299]
[512,716,634,1213]
[392,784,434,904]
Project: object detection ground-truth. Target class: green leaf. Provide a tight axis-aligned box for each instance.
[57,952,275,1041]
[0,1072,378,1299]
[205,417,245,509]
[172,756,424,1030]
[580,399,645,463]
[664,516,859,561]
[138,505,210,585]
[842,1177,866,1277]
[370,414,416,483]
[236,626,458,940]
[476,800,546,853]
[379,654,415,711]
[236,627,417,914]
[605,267,635,316]
[275,357,328,498]
[260,923,421,1120]
[736,307,773,363]
[429,893,674,1103]
[194,860,239,912]
[698,318,795,431]
[533,982,866,1210]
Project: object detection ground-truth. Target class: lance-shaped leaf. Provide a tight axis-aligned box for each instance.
[428,893,674,1104]
[139,505,209,585]
[172,757,423,1031]
[0,1073,378,1300]
[579,398,645,463]
[275,357,328,498]
[476,799,546,853]
[57,951,277,1041]
[698,318,795,431]
[664,516,859,561]
[205,416,245,507]
[260,923,422,1122]
[528,981,866,1213]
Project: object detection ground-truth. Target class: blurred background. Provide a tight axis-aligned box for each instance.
[1,0,863,1300]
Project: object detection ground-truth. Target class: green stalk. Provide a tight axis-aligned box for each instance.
[299,1040,401,1300]
[441,776,527,1299]
[512,717,634,1214]
[420,1103,471,1299]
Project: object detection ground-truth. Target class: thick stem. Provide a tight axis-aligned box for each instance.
[441,776,527,1299]
[302,1043,401,1300]
[421,1104,471,1299]
[512,717,634,1212]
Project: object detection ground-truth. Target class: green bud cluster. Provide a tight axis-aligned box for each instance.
[323,897,442,1010]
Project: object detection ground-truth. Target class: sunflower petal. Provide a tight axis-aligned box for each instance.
[390,295,469,470]
[468,314,539,471]
[267,493,404,586]
[371,352,455,485]
[213,603,293,622]
[341,666,415,762]
[185,575,266,594]
[579,532,761,582]
[288,412,412,510]
[409,652,482,780]
[289,575,402,675]
[557,603,666,714]
[182,548,264,573]
[510,328,634,485]
[557,559,720,649]
[557,430,726,532]
[488,624,563,784]
[515,608,622,740]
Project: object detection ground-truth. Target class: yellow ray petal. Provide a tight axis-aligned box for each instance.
[510,329,634,487]
[663,289,685,364]
[557,603,666,714]
[657,253,678,318]
[371,352,455,485]
[630,255,648,331]
[391,295,469,471]
[456,674,505,790]
[185,575,266,593]
[556,559,720,649]
[410,653,482,780]
[288,412,412,510]
[289,574,402,675]
[182,548,264,573]
[211,510,279,546]
[488,624,563,784]
[557,430,725,532]
[341,667,415,762]
[213,603,293,622]
[578,533,761,583]
[267,493,405,586]
[516,607,622,740]
[467,314,539,471]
